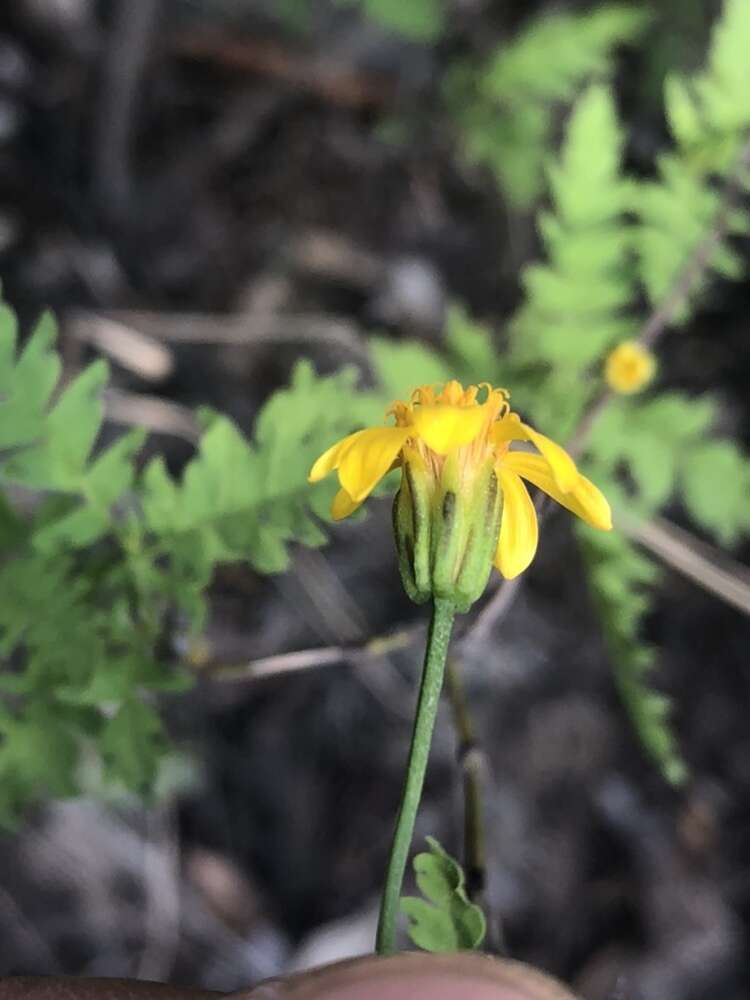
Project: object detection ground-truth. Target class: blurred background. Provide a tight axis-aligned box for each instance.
[0,1,749,997]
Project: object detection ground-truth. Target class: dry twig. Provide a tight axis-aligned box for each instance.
[93,0,161,218]
[205,624,423,683]
[172,31,397,111]
[621,513,750,619]
[104,388,200,443]
[84,309,370,363]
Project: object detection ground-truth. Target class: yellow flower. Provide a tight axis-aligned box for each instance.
[309,381,611,593]
[605,340,656,394]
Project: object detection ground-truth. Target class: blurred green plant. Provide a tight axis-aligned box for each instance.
[580,527,685,786]
[332,0,444,42]
[0,306,384,822]
[445,5,648,209]
[635,0,750,313]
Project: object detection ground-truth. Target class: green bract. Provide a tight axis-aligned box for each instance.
[393,453,502,613]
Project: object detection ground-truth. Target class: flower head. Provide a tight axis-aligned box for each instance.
[309,380,611,606]
[605,340,656,394]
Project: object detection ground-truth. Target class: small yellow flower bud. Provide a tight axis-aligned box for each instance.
[605,340,656,395]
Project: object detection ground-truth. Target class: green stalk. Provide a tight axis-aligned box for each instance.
[375,597,456,954]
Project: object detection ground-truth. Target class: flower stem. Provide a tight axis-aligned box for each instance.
[375,597,456,955]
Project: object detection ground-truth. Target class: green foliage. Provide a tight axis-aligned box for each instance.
[274,0,314,32]
[447,0,750,777]
[586,388,750,549]
[512,85,634,372]
[0,305,175,821]
[632,153,746,319]
[367,308,509,402]
[333,0,444,42]
[634,0,750,320]
[0,303,386,822]
[362,1,750,784]
[370,335,452,402]
[587,393,718,512]
[580,528,687,786]
[141,362,379,597]
[401,837,486,951]
[665,0,750,167]
[447,6,647,208]
[0,545,173,823]
[443,306,504,387]
[2,0,750,825]
[0,300,146,550]
[274,0,444,41]
[680,439,750,546]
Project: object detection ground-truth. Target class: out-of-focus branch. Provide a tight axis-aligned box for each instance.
[171,31,397,111]
[93,0,161,219]
[71,309,370,364]
[203,624,423,683]
[621,513,750,619]
[104,388,200,443]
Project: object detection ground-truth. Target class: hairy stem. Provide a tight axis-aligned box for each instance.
[375,598,456,954]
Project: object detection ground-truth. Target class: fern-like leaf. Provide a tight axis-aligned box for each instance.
[0,304,146,551]
[0,548,174,821]
[635,0,750,319]
[580,527,686,786]
[141,361,381,587]
[512,84,634,368]
[448,6,647,208]
[666,0,750,167]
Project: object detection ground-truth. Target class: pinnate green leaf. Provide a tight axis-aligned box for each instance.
[580,527,687,785]
[452,5,646,208]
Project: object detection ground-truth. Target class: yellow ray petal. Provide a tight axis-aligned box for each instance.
[308,428,368,483]
[338,426,410,503]
[491,415,577,492]
[412,403,487,455]
[503,452,612,531]
[490,413,524,444]
[331,487,361,521]
[518,424,578,492]
[495,468,539,579]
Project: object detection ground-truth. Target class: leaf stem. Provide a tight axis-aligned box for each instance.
[375,597,456,955]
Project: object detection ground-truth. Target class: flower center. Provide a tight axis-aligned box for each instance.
[390,380,510,486]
